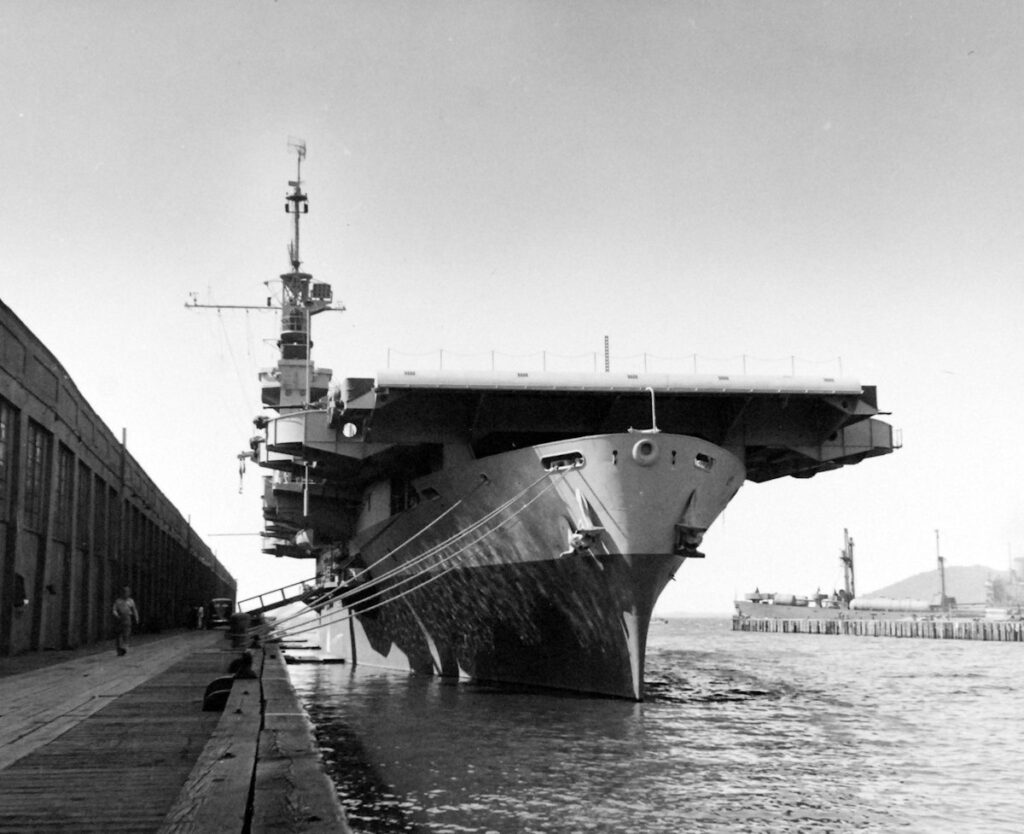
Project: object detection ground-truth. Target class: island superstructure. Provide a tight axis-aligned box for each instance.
[249,147,896,699]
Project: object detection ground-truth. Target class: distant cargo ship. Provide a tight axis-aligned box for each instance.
[246,147,896,699]
[734,530,1024,623]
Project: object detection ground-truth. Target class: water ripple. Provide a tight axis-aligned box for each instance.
[291,618,1024,833]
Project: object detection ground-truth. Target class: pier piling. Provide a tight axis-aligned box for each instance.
[732,616,1024,642]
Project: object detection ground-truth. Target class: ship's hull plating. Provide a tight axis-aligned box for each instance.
[317,432,745,699]
[326,551,683,699]
[733,601,934,621]
[734,600,845,621]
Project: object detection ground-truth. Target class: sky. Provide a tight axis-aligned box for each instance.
[2,1,1023,612]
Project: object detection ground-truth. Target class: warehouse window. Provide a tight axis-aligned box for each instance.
[0,400,12,519]
[24,420,51,531]
[54,445,74,541]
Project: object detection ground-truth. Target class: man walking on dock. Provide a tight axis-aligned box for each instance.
[112,586,140,656]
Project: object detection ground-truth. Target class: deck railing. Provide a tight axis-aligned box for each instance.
[236,579,320,614]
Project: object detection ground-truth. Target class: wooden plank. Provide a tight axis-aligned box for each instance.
[1,636,351,834]
[0,636,229,833]
[157,669,263,834]
[0,631,227,770]
[251,650,349,833]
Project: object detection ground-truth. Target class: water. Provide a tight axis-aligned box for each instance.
[289,618,1024,833]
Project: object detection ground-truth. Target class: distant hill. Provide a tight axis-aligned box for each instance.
[866,565,1007,606]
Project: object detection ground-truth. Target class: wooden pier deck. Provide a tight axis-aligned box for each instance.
[734,615,1024,641]
[0,630,348,833]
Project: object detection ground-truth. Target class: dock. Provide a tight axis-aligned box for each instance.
[733,615,1024,641]
[0,629,348,833]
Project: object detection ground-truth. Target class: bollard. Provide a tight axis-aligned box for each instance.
[228,612,251,648]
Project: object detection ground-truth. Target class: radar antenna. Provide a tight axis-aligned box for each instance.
[285,138,308,271]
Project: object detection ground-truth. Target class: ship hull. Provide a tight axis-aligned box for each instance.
[734,600,936,621]
[734,600,844,621]
[324,551,683,699]
[314,432,745,699]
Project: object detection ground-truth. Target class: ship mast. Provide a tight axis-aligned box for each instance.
[287,140,307,272]
[936,529,949,612]
[186,142,343,537]
[273,142,342,401]
[279,139,313,405]
[840,528,855,601]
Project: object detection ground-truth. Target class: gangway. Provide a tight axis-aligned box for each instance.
[236,579,338,617]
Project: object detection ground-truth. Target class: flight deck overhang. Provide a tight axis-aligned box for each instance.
[374,368,866,394]
[270,368,895,486]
